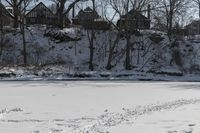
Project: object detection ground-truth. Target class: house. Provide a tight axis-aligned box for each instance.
[185,20,200,35]
[72,7,110,30]
[117,7,151,30]
[0,3,14,29]
[72,7,100,25]
[26,2,70,27]
[26,2,57,26]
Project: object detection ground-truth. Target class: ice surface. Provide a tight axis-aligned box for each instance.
[0,82,200,133]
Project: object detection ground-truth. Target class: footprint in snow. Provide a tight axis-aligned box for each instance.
[104,109,108,112]
[167,131,178,133]
[32,130,40,133]
[50,128,63,133]
[51,94,56,97]
[188,124,196,127]
[183,131,192,133]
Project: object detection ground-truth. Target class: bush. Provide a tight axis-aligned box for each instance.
[189,64,200,73]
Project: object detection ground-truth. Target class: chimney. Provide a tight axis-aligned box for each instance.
[147,4,150,19]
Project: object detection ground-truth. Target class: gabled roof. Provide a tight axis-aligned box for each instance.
[73,6,100,20]
[84,7,93,12]
[26,2,55,17]
[185,20,200,28]
[122,9,149,20]
[0,3,14,18]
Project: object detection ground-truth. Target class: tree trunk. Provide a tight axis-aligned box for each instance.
[13,5,19,28]
[168,11,173,41]
[22,24,27,65]
[88,0,95,71]
[0,30,4,58]
[58,2,65,28]
[199,3,200,19]
[106,43,113,70]
[22,1,27,66]
[124,0,131,70]
[106,33,121,70]
[125,35,131,70]
[89,32,94,71]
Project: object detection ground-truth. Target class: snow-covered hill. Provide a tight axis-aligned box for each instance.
[1,25,200,80]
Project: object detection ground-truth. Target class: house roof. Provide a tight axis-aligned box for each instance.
[122,9,149,20]
[26,2,55,17]
[0,3,14,18]
[73,6,100,20]
[185,20,200,28]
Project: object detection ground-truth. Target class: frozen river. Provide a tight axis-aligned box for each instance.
[0,81,200,133]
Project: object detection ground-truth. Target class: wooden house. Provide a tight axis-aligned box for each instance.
[117,8,151,30]
[26,2,70,27]
[185,20,200,35]
[0,3,14,29]
[26,2,57,26]
[72,7,100,25]
[72,7,110,30]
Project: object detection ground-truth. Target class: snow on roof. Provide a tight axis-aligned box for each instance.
[0,3,14,18]
[5,6,12,10]
[26,2,54,16]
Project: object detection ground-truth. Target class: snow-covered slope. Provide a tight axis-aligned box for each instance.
[1,26,169,69]
[1,25,200,80]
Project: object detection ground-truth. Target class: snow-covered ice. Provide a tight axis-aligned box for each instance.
[1,81,200,133]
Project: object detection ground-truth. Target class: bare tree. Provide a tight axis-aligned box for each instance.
[51,0,67,28]
[154,0,189,39]
[5,0,24,28]
[4,0,30,64]
[107,0,149,70]
[87,0,95,70]
[51,0,87,28]
[192,0,200,18]
[106,20,122,69]
[20,0,31,66]
[0,22,5,59]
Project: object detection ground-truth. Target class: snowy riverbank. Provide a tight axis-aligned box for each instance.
[0,66,200,81]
